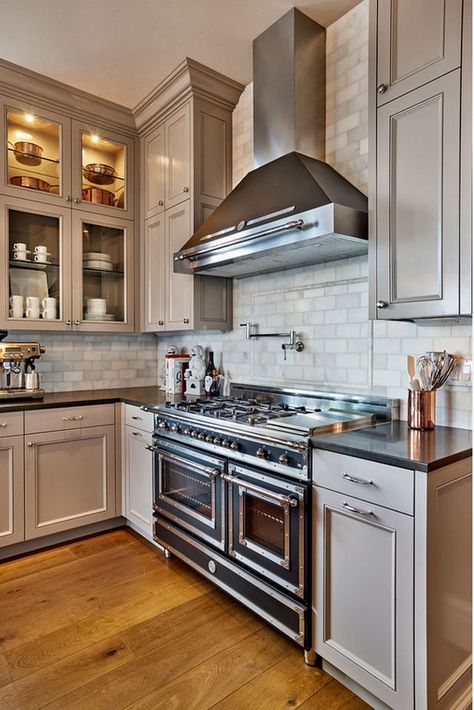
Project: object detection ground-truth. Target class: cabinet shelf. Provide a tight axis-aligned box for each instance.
[9,260,59,271]
[82,267,124,278]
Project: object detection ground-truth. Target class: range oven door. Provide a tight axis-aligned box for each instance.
[223,463,306,598]
[153,438,226,551]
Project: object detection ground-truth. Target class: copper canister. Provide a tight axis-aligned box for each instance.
[408,390,436,430]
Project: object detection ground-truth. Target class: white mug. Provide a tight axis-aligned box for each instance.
[9,308,24,318]
[34,253,48,263]
[42,297,56,309]
[26,296,40,309]
[13,243,26,251]
[9,295,24,318]
[13,251,28,261]
[35,245,47,253]
[26,307,40,319]
[41,308,56,320]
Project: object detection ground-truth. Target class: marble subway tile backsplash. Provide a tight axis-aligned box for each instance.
[8,332,158,393]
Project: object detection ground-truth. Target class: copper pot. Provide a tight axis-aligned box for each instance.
[82,187,115,206]
[12,141,43,167]
[83,163,117,186]
[10,175,50,192]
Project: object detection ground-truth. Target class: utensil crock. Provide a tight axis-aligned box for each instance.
[408,390,436,430]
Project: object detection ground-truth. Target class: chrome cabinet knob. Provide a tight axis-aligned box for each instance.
[376,300,388,309]
[158,320,164,326]
[158,200,164,206]
[65,195,72,202]
[377,83,387,94]
[279,453,290,465]
[73,197,81,204]
[183,318,190,324]
[74,319,81,325]
[27,442,34,447]
[65,319,72,326]
[183,186,189,193]
[256,447,268,459]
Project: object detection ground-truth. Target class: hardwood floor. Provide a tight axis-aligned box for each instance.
[0,530,369,709]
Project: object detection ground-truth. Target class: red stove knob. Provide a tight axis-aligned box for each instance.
[230,441,239,451]
[256,447,268,459]
[279,453,290,465]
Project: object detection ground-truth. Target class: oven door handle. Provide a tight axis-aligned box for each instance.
[221,473,299,508]
[148,446,222,479]
[145,444,159,452]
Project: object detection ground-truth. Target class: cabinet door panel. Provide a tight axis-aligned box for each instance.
[165,201,193,330]
[142,214,165,331]
[144,126,165,219]
[377,0,462,105]
[0,436,24,548]
[25,425,115,539]
[376,71,460,318]
[165,105,191,209]
[125,427,153,537]
[314,486,414,709]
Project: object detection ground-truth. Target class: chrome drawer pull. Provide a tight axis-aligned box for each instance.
[222,473,299,508]
[0,422,7,427]
[342,501,374,517]
[132,432,143,437]
[62,415,83,421]
[343,472,373,485]
[131,416,143,421]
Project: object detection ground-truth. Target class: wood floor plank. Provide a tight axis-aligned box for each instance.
[67,529,136,558]
[43,602,263,710]
[0,546,76,587]
[0,635,135,710]
[128,625,294,710]
[0,653,12,688]
[299,678,370,708]
[211,648,332,710]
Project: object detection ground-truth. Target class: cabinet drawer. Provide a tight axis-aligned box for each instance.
[0,411,23,437]
[25,404,115,434]
[124,405,154,433]
[313,450,414,515]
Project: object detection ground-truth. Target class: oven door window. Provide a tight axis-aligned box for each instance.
[242,491,288,565]
[155,445,225,550]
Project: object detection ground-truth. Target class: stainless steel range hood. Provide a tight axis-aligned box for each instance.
[174,8,368,278]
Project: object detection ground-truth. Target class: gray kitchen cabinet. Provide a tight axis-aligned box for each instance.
[0,435,24,548]
[376,0,463,106]
[314,486,414,709]
[144,124,165,220]
[124,418,153,541]
[25,424,116,539]
[460,0,472,316]
[165,200,194,330]
[374,70,462,319]
[164,104,191,210]
[142,212,166,331]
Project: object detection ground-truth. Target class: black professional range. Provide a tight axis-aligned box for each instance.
[144,384,396,664]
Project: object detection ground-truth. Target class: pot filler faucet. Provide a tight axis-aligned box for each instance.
[240,322,304,361]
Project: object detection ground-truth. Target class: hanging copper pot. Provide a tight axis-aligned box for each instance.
[82,187,115,206]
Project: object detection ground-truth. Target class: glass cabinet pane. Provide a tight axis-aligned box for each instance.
[82,222,125,323]
[8,209,61,322]
[6,109,62,198]
[81,133,126,210]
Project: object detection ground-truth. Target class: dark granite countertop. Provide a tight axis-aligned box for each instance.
[311,420,472,472]
[0,386,167,412]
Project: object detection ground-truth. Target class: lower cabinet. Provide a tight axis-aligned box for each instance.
[0,435,24,548]
[124,425,153,539]
[314,486,414,709]
[25,425,116,539]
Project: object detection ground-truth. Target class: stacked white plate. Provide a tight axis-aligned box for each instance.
[84,313,116,321]
[83,252,113,271]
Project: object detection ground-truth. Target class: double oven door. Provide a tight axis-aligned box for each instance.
[153,438,307,598]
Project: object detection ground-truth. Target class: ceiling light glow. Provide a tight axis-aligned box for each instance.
[91,134,99,144]
[24,113,34,124]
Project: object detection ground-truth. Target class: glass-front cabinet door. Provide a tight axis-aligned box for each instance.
[72,212,134,332]
[72,121,134,220]
[0,197,72,330]
[1,99,71,206]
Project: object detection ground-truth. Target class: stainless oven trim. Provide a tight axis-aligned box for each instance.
[226,464,306,597]
[155,507,226,551]
[158,450,218,530]
[155,518,306,646]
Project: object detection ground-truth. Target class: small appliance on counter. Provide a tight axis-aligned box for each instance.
[0,331,45,400]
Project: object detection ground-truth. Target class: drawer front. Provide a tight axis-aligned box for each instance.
[0,411,23,437]
[25,404,115,434]
[313,450,414,515]
[124,405,154,433]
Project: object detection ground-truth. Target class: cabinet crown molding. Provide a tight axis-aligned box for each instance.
[133,57,245,134]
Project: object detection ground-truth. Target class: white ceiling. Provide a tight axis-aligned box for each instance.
[0,0,361,108]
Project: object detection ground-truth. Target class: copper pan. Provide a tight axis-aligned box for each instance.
[82,187,115,206]
[10,175,50,192]
[9,141,43,166]
[83,163,117,186]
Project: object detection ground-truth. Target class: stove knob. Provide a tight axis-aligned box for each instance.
[213,437,222,445]
[206,434,214,442]
[230,441,239,451]
[190,430,198,438]
[222,439,231,448]
[198,432,206,440]
[159,421,168,430]
[256,447,268,459]
[184,428,191,436]
[171,424,180,433]
[279,453,290,465]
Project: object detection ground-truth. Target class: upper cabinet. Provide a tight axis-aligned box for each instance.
[369,0,471,320]
[137,59,244,333]
[1,97,135,219]
[376,0,463,105]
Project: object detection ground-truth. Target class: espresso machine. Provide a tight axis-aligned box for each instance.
[0,331,45,400]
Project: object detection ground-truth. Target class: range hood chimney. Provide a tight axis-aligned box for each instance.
[174,8,368,278]
[253,9,326,166]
